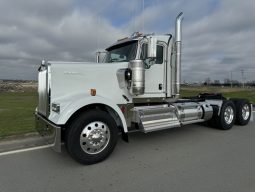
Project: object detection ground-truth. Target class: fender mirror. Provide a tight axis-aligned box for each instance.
[147,37,157,58]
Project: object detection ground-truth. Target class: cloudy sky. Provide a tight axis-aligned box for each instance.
[0,0,254,82]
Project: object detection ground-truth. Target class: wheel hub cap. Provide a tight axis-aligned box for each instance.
[242,104,250,120]
[80,121,110,154]
[224,106,234,124]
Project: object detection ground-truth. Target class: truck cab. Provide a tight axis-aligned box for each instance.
[100,33,173,97]
[35,13,252,165]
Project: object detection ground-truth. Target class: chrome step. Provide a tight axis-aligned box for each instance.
[132,104,181,133]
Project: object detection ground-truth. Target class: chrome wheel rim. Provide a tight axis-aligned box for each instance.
[242,104,250,120]
[224,106,234,124]
[80,121,110,154]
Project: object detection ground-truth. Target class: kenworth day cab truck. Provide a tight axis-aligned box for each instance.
[35,13,252,164]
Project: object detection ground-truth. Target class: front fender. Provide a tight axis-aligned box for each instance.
[49,94,128,133]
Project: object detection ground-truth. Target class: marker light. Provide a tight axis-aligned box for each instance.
[90,89,96,96]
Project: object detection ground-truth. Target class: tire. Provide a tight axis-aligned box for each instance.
[215,100,236,130]
[66,109,119,165]
[235,99,251,125]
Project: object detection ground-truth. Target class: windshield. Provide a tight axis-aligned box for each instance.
[104,40,137,63]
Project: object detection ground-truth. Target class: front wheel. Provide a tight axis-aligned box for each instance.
[66,109,119,165]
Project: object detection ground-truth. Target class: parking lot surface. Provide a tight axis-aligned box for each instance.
[0,121,254,192]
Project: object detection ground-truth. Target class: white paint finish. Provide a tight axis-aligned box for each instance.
[49,94,128,132]
[144,64,165,94]
[48,62,130,130]
[137,35,171,97]
[43,36,175,132]
[145,42,167,94]
[46,46,170,131]
[0,145,53,157]
[49,61,131,104]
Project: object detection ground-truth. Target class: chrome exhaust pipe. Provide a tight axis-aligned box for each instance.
[175,12,184,98]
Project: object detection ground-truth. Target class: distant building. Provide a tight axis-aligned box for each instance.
[224,78,231,84]
[214,80,220,84]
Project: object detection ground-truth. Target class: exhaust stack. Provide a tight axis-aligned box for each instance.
[175,12,184,98]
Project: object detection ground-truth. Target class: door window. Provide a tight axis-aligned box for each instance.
[140,43,164,64]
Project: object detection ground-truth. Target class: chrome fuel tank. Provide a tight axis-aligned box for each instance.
[173,101,213,123]
[175,102,203,122]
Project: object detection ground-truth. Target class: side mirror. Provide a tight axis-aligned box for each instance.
[147,37,157,58]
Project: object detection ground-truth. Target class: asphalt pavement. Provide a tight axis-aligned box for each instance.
[0,119,254,192]
[0,133,45,153]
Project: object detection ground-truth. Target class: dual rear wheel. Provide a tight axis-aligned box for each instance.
[233,99,251,126]
[213,99,251,130]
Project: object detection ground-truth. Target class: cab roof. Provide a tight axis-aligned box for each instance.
[105,32,173,51]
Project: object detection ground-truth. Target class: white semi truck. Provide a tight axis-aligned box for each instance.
[35,13,252,164]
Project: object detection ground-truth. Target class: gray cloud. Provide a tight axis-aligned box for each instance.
[124,0,255,82]
[0,0,254,82]
[0,0,124,79]
[181,0,255,82]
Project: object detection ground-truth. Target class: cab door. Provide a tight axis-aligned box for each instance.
[140,42,166,95]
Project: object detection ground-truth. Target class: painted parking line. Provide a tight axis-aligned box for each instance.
[251,110,254,122]
[0,144,53,157]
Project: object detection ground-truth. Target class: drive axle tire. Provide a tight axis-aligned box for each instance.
[235,99,251,126]
[215,100,236,130]
[66,109,118,165]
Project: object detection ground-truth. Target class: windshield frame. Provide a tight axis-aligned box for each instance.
[104,40,138,63]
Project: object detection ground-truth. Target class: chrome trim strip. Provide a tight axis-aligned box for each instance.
[181,119,205,125]
[142,118,177,125]
[46,63,51,117]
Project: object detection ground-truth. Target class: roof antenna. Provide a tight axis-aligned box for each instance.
[142,0,144,32]
[96,16,99,52]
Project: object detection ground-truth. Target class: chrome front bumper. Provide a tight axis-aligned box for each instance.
[35,112,61,152]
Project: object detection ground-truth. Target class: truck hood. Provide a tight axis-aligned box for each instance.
[48,61,130,106]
